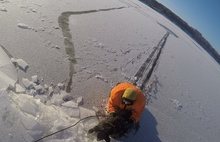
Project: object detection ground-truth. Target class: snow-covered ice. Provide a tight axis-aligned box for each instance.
[0,6,7,11]
[22,78,33,88]
[11,58,29,72]
[0,0,220,142]
[17,23,31,29]
[170,99,183,110]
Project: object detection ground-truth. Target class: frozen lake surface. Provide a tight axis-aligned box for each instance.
[1,0,220,141]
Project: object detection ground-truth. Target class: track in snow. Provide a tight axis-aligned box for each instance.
[133,32,169,90]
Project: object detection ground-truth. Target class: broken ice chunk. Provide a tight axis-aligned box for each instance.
[34,84,45,94]
[52,25,60,29]
[29,8,37,13]
[170,99,183,110]
[48,86,54,97]
[31,75,39,84]
[76,96,83,106]
[20,112,42,130]
[61,107,80,117]
[11,58,16,64]
[79,107,96,119]
[22,78,33,89]
[43,84,49,90]
[15,59,29,72]
[28,89,37,96]
[0,6,7,12]
[17,23,30,29]
[34,84,43,90]
[50,94,64,106]
[19,98,38,116]
[57,83,65,90]
[19,112,44,140]
[95,75,108,83]
[62,93,73,102]
[15,84,25,93]
[62,101,78,108]
[94,42,104,48]
[34,95,47,104]
[92,106,99,112]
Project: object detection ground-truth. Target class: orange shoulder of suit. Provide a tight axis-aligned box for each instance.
[107,82,146,122]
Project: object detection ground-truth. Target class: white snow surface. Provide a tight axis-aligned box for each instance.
[1,0,220,142]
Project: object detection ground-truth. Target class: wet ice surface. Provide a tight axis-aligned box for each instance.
[1,0,220,142]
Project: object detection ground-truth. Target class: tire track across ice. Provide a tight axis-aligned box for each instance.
[132,32,169,90]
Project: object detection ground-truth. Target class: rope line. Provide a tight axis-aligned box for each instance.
[34,115,105,142]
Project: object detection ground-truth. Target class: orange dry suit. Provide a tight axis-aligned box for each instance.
[107,82,146,122]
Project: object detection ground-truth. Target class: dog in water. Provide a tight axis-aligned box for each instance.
[88,110,139,142]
